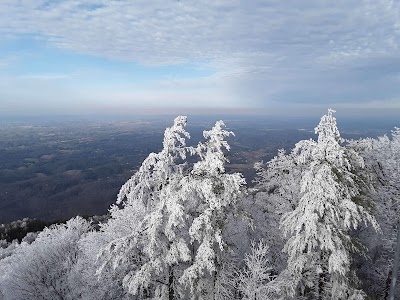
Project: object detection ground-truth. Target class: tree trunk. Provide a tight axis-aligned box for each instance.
[318,252,328,300]
[388,220,400,300]
[168,268,174,300]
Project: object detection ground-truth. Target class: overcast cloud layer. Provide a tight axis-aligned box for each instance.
[1,0,400,114]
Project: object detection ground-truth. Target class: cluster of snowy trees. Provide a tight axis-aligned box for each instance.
[0,110,399,299]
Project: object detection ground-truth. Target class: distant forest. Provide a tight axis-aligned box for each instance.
[0,110,399,299]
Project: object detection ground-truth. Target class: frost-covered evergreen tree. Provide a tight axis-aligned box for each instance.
[74,229,132,300]
[280,109,379,299]
[254,148,302,212]
[238,240,276,300]
[178,121,246,299]
[116,115,190,211]
[97,118,245,300]
[96,116,192,299]
[113,120,245,299]
[350,127,400,298]
[0,217,91,300]
[252,144,310,272]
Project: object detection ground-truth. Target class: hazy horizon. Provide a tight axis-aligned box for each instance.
[1,107,400,120]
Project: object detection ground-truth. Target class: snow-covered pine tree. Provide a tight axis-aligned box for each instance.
[96,116,192,299]
[238,240,275,300]
[281,109,379,300]
[124,120,246,300]
[116,161,193,299]
[97,118,246,300]
[254,148,301,212]
[178,120,246,299]
[116,115,190,211]
[350,127,400,298]
[252,144,311,272]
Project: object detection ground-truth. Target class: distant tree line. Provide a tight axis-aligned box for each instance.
[0,219,52,243]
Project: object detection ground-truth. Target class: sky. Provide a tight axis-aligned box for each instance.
[1,0,400,117]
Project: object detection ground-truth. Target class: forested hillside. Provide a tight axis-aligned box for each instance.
[0,110,399,300]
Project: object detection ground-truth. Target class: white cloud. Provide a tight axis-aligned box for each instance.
[1,0,400,110]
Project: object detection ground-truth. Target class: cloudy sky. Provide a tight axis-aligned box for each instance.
[1,0,400,116]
